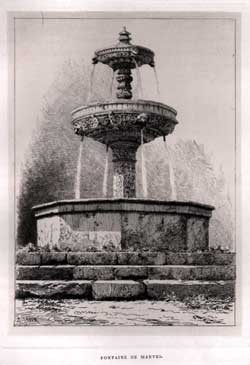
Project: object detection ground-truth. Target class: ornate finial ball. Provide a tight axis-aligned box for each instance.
[118,26,132,44]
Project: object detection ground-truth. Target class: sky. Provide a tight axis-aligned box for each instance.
[15,15,236,201]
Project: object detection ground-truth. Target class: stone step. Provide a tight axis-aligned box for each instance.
[15,280,92,299]
[16,264,236,281]
[145,280,235,300]
[16,279,235,300]
[16,251,236,266]
[92,280,145,300]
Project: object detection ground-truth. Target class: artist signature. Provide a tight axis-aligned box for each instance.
[16,315,38,323]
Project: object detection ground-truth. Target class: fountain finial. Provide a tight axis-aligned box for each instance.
[92,28,155,99]
[118,26,131,44]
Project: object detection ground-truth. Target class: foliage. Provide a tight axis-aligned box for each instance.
[183,294,233,311]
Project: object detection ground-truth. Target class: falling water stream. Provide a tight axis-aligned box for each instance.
[102,147,109,197]
[135,61,143,98]
[164,141,177,200]
[74,138,84,199]
[110,71,114,99]
[87,64,96,102]
[153,67,161,99]
[141,129,148,198]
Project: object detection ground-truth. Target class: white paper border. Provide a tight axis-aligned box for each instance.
[1,1,250,364]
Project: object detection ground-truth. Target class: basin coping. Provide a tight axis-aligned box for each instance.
[32,199,214,218]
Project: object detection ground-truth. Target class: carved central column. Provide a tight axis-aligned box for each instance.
[116,68,133,99]
[111,142,138,198]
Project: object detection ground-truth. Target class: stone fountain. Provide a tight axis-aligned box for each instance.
[16,28,235,302]
[33,27,214,253]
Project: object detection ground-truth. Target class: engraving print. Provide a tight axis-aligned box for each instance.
[14,15,237,326]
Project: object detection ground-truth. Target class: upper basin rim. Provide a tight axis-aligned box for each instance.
[71,99,177,116]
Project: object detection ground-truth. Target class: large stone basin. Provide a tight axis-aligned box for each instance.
[32,199,214,252]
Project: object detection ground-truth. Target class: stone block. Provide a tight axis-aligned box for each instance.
[144,280,235,300]
[16,265,74,280]
[121,213,187,252]
[92,280,146,300]
[73,266,114,280]
[147,265,236,281]
[67,252,117,265]
[186,253,212,265]
[166,253,187,265]
[16,252,41,266]
[117,252,165,265]
[114,266,148,279]
[186,217,209,251]
[41,252,67,265]
[192,265,236,281]
[148,266,191,280]
[212,253,236,265]
[15,280,92,299]
[165,252,236,266]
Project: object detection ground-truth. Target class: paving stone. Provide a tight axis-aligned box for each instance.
[15,280,92,299]
[16,252,41,265]
[67,252,117,265]
[92,280,146,300]
[16,266,74,280]
[144,280,235,300]
[73,266,114,280]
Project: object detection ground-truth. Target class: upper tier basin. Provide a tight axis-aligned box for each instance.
[71,99,178,145]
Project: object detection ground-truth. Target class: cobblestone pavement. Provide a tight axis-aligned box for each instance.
[15,298,234,326]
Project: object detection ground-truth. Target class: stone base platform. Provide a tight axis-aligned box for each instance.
[16,265,235,281]
[16,251,235,266]
[15,251,235,300]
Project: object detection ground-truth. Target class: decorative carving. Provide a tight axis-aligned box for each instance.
[89,115,99,129]
[136,113,148,127]
[116,68,133,99]
[112,143,137,162]
[72,101,178,144]
[113,175,124,198]
[113,161,136,198]
[111,143,137,197]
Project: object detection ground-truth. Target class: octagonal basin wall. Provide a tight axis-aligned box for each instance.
[32,199,214,252]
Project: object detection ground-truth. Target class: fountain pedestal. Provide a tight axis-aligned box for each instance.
[112,142,137,198]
